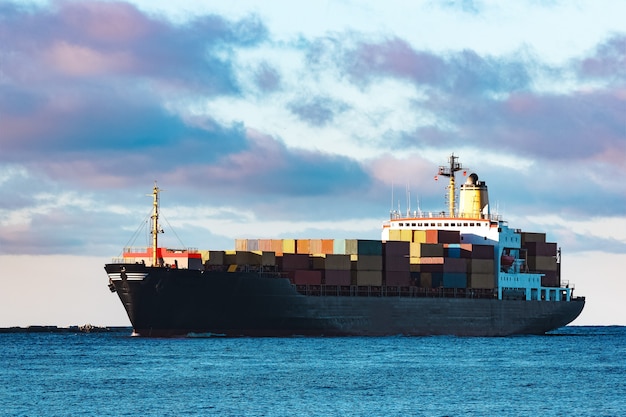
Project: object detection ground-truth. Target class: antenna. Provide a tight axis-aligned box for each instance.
[406,183,411,217]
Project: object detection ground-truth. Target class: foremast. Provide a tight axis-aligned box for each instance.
[150,182,163,267]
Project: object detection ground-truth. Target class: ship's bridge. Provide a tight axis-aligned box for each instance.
[382,211,502,244]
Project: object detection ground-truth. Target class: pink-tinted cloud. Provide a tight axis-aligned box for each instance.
[343,37,445,85]
[579,34,626,81]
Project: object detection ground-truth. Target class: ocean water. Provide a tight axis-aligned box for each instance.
[1,327,624,417]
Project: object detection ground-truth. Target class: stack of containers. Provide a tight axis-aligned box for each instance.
[418,242,445,287]
[347,239,383,286]
[383,241,411,286]
[466,244,495,289]
[324,254,352,285]
[442,243,468,288]
[522,232,558,287]
[280,253,320,285]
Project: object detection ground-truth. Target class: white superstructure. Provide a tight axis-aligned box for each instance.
[382,154,572,302]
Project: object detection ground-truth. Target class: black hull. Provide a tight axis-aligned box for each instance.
[105,263,585,337]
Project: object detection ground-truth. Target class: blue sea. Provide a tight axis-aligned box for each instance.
[1,326,624,417]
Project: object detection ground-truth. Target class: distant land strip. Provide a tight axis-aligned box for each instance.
[0,325,132,333]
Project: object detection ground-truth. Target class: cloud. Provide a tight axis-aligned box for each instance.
[254,62,282,92]
[288,96,350,127]
[578,34,626,82]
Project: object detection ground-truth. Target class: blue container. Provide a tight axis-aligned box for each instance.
[443,272,467,288]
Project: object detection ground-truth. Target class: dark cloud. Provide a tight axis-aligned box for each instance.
[288,96,350,126]
[170,130,368,197]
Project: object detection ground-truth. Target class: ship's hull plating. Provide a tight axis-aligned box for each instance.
[105,263,585,337]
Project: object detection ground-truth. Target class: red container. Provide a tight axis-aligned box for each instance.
[291,270,322,285]
[425,229,460,244]
[325,270,351,286]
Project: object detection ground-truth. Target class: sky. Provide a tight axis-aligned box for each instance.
[0,0,624,327]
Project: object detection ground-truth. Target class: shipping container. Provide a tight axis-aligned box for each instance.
[235,239,247,251]
[445,247,460,258]
[385,270,411,286]
[224,251,262,266]
[281,253,311,271]
[421,243,445,257]
[469,259,494,274]
[333,239,346,255]
[355,255,383,271]
[321,239,334,254]
[311,255,326,270]
[400,230,413,241]
[353,270,383,286]
[324,269,351,286]
[443,258,468,273]
[419,272,431,288]
[251,251,275,266]
[524,241,557,257]
[413,230,427,244]
[540,270,560,287]
[309,239,322,254]
[324,254,351,270]
[469,273,495,289]
[206,250,225,266]
[291,270,322,285]
[296,239,311,254]
[409,242,422,259]
[247,239,259,251]
[431,272,443,288]
[443,272,467,288]
[282,239,296,254]
[425,229,460,244]
[420,262,444,273]
[345,239,383,255]
[384,255,410,272]
[469,244,495,259]
[258,239,273,251]
[419,256,445,264]
[384,240,410,257]
[521,232,546,244]
[271,239,283,255]
[388,229,402,241]
[527,256,557,271]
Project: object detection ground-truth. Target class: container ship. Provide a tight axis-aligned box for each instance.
[105,155,585,337]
